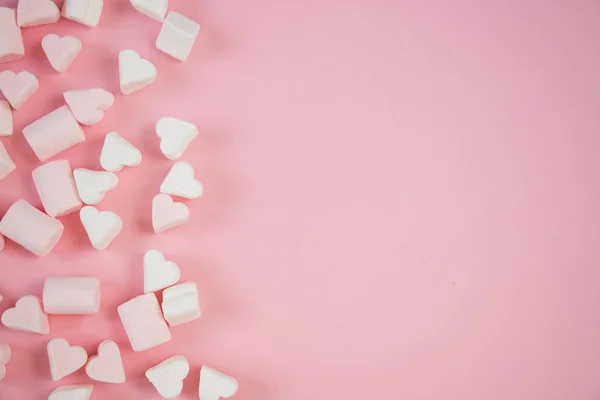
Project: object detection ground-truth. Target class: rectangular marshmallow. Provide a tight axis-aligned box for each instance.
[43,277,101,314]
[23,106,85,162]
[32,159,82,217]
[62,0,103,27]
[0,199,64,257]
[161,282,201,327]
[118,293,171,352]
[0,140,15,180]
[0,101,12,136]
[156,12,200,62]
[0,8,24,64]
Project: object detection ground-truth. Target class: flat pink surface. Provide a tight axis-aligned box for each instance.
[1,1,600,399]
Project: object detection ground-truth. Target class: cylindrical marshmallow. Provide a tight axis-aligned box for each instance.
[0,199,63,257]
[32,160,82,217]
[161,282,201,327]
[118,293,171,352]
[0,8,24,63]
[43,277,101,314]
[0,140,15,180]
[23,106,85,162]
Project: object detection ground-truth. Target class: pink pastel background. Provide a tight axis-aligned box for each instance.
[1,0,600,399]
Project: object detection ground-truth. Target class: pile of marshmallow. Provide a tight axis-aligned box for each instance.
[0,1,238,399]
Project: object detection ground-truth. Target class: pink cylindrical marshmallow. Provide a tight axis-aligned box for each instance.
[0,140,15,180]
[23,106,85,162]
[118,293,171,352]
[0,8,24,63]
[43,277,101,314]
[32,159,82,217]
[0,199,63,257]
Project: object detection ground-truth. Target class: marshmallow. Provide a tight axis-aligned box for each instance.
[80,206,122,250]
[0,199,63,257]
[17,0,60,27]
[49,385,94,400]
[100,131,142,172]
[0,344,11,381]
[43,277,101,314]
[0,101,12,136]
[1,295,50,334]
[118,293,171,352]
[0,140,16,180]
[156,12,200,62]
[130,0,167,22]
[161,282,201,327]
[0,8,24,63]
[144,249,180,293]
[152,193,189,234]
[42,34,81,73]
[0,70,38,109]
[64,88,114,125]
[23,105,85,162]
[32,159,82,218]
[146,355,189,399]
[47,337,88,381]
[85,340,126,384]
[0,233,4,251]
[119,49,157,95]
[160,161,204,199]
[199,366,238,400]
[74,168,118,205]
[62,0,102,27]
[156,117,198,160]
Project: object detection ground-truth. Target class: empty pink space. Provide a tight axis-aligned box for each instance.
[1,0,600,399]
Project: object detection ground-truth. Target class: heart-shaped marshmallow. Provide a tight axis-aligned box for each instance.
[199,366,238,400]
[146,355,189,399]
[0,71,39,110]
[156,117,198,160]
[49,385,94,400]
[64,89,114,125]
[74,169,118,205]
[144,249,181,293]
[47,337,88,381]
[152,194,189,234]
[80,206,122,250]
[1,295,49,334]
[86,340,126,383]
[17,0,60,27]
[160,161,204,199]
[0,101,12,136]
[42,34,81,73]
[119,49,156,95]
[0,344,11,381]
[100,132,142,172]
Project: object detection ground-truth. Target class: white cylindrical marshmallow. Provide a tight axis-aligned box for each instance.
[32,159,82,217]
[0,8,24,63]
[0,200,63,257]
[0,139,15,180]
[43,277,101,314]
[117,293,171,352]
[161,282,201,327]
[23,106,85,162]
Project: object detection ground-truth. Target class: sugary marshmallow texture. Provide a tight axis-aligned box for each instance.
[144,249,181,293]
[17,0,60,27]
[42,34,82,73]
[62,0,103,27]
[119,49,157,95]
[80,206,122,250]
[156,117,198,160]
[0,8,24,64]
[199,366,239,400]
[47,338,88,381]
[0,70,38,110]
[64,89,114,125]
[0,140,16,180]
[0,343,11,381]
[130,0,167,22]
[32,159,82,218]
[118,293,171,352]
[0,199,63,257]
[100,132,142,172]
[152,193,189,234]
[161,282,201,327]
[146,355,189,399]
[49,385,93,400]
[156,12,200,61]
[1,295,50,334]
[160,161,204,199]
[74,168,118,205]
[23,105,85,161]
[0,100,13,136]
[43,277,101,314]
[85,340,126,383]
